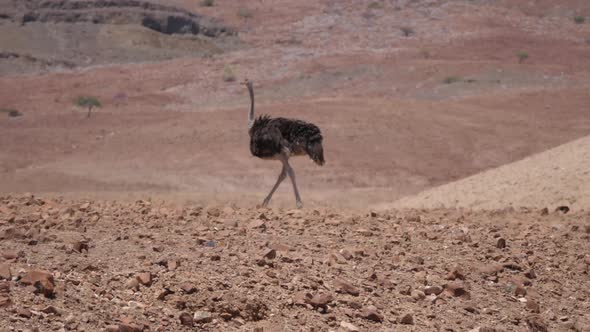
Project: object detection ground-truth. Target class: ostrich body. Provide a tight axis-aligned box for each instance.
[243,79,324,208]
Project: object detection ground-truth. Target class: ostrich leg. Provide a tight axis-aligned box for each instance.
[262,164,286,207]
[282,155,303,209]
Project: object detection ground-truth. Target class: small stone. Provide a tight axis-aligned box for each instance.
[136,272,152,286]
[446,266,466,280]
[0,296,10,307]
[180,282,197,294]
[360,305,383,322]
[526,315,548,332]
[339,249,353,260]
[0,264,11,280]
[41,305,62,315]
[157,288,172,300]
[248,220,266,231]
[496,238,506,249]
[17,308,32,318]
[210,255,221,261]
[20,270,55,298]
[263,249,277,260]
[479,264,503,276]
[193,311,213,324]
[424,286,443,295]
[179,312,193,326]
[525,269,537,279]
[118,323,144,332]
[168,260,179,271]
[72,241,89,253]
[340,321,360,332]
[1,251,20,260]
[526,299,541,313]
[515,285,527,297]
[444,282,470,299]
[334,279,360,296]
[126,278,140,290]
[308,293,333,308]
[411,290,426,301]
[400,313,414,325]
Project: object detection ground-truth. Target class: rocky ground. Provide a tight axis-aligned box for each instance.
[0,194,589,332]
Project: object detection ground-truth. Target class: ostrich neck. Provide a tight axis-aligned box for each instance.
[248,86,255,129]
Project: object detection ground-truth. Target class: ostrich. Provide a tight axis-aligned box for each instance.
[242,79,324,208]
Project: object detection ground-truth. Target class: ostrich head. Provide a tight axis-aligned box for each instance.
[242,79,255,128]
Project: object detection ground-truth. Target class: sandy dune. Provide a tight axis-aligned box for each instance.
[390,134,590,211]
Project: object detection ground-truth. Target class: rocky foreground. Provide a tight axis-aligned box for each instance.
[0,195,588,331]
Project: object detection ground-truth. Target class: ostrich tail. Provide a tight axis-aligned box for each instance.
[307,140,325,166]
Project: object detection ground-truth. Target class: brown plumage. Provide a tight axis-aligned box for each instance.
[243,79,325,208]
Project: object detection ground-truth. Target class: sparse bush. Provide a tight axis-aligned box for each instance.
[200,0,214,7]
[400,27,415,37]
[443,76,461,84]
[516,51,529,64]
[420,49,431,59]
[368,2,383,9]
[223,66,236,82]
[574,15,585,24]
[0,108,22,117]
[238,7,253,19]
[76,96,102,118]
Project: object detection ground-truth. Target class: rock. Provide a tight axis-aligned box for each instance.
[179,312,193,326]
[400,313,414,325]
[540,208,549,216]
[515,285,527,297]
[555,206,569,214]
[292,291,312,305]
[444,282,470,299]
[20,270,55,298]
[1,251,20,260]
[136,272,152,286]
[118,323,144,332]
[126,278,140,290]
[72,240,89,253]
[526,315,548,332]
[525,269,537,279]
[496,238,506,249]
[193,311,213,324]
[340,321,360,332]
[0,264,11,280]
[334,279,360,296]
[411,290,425,301]
[308,293,333,308]
[41,305,63,315]
[399,285,412,295]
[526,299,541,313]
[424,286,443,295]
[263,249,277,260]
[17,308,32,318]
[167,260,179,271]
[157,288,172,300]
[445,266,466,280]
[479,264,503,276]
[210,254,221,261]
[414,271,427,285]
[0,296,10,307]
[360,305,383,322]
[339,249,353,260]
[180,282,197,294]
[248,220,266,231]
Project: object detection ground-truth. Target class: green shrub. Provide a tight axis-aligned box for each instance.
[574,16,585,24]
[223,66,236,82]
[75,96,102,118]
[516,51,529,64]
[443,76,461,84]
[367,2,383,9]
[0,108,22,117]
[238,7,253,19]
